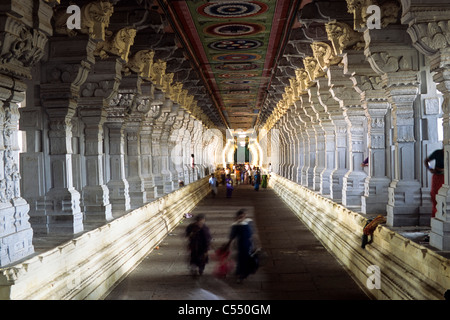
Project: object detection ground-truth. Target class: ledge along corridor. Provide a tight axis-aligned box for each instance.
[105,183,369,300]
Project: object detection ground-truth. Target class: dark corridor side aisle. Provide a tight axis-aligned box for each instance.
[105,183,369,300]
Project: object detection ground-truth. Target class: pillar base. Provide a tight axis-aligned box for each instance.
[361,177,390,214]
[107,179,131,212]
[0,201,34,267]
[386,180,421,226]
[330,168,347,202]
[342,171,366,207]
[44,188,84,234]
[430,218,450,250]
[319,168,333,195]
[82,185,113,223]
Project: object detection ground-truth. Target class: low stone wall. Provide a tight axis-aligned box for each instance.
[269,173,450,300]
[0,177,210,300]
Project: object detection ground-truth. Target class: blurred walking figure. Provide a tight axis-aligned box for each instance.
[185,213,211,276]
[209,173,218,198]
[225,174,234,198]
[226,209,255,283]
[254,169,261,191]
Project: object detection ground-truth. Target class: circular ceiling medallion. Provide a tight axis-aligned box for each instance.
[215,63,259,71]
[212,53,262,62]
[198,1,268,19]
[208,39,263,51]
[205,23,265,37]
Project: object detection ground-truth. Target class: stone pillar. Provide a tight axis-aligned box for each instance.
[38,0,114,234]
[140,103,161,201]
[182,118,194,183]
[160,100,178,193]
[343,50,390,214]
[316,76,340,196]
[151,100,172,194]
[364,25,422,226]
[169,109,188,188]
[353,75,390,215]
[105,94,131,213]
[40,41,96,235]
[292,98,310,187]
[78,58,124,223]
[124,86,148,208]
[297,90,317,189]
[328,59,367,208]
[401,0,450,248]
[292,106,307,185]
[286,107,300,183]
[280,116,290,179]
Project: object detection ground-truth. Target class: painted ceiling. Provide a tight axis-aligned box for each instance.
[161,0,302,130]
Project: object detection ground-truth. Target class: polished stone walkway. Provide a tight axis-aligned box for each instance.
[105,183,369,300]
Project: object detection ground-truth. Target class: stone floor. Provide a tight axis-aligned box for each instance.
[105,182,369,300]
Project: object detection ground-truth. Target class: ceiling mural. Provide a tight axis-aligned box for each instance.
[160,0,302,130]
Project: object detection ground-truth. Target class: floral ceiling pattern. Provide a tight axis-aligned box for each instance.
[161,0,301,130]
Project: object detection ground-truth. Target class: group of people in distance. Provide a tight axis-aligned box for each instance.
[208,163,264,199]
[185,209,258,283]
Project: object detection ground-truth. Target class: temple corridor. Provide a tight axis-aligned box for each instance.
[105,184,368,300]
[1,0,450,301]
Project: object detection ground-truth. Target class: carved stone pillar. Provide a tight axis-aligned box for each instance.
[160,100,178,193]
[151,99,172,194]
[40,43,94,235]
[352,74,390,214]
[105,94,131,213]
[192,120,205,179]
[286,107,300,182]
[78,58,124,223]
[316,76,340,196]
[364,26,422,226]
[296,88,316,188]
[140,103,160,201]
[38,0,114,234]
[328,59,367,208]
[279,117,290,179]
[124,85,148,208]
[402,0,450,248]
[169,109,188,188]
[291,105,307,185]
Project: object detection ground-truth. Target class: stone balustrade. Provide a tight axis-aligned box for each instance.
[269,173,450,300]
[0,177,209,300]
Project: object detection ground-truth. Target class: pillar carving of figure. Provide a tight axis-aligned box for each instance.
[402,0,450,248]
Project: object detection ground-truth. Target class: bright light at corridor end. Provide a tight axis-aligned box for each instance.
[221,128,266,168]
